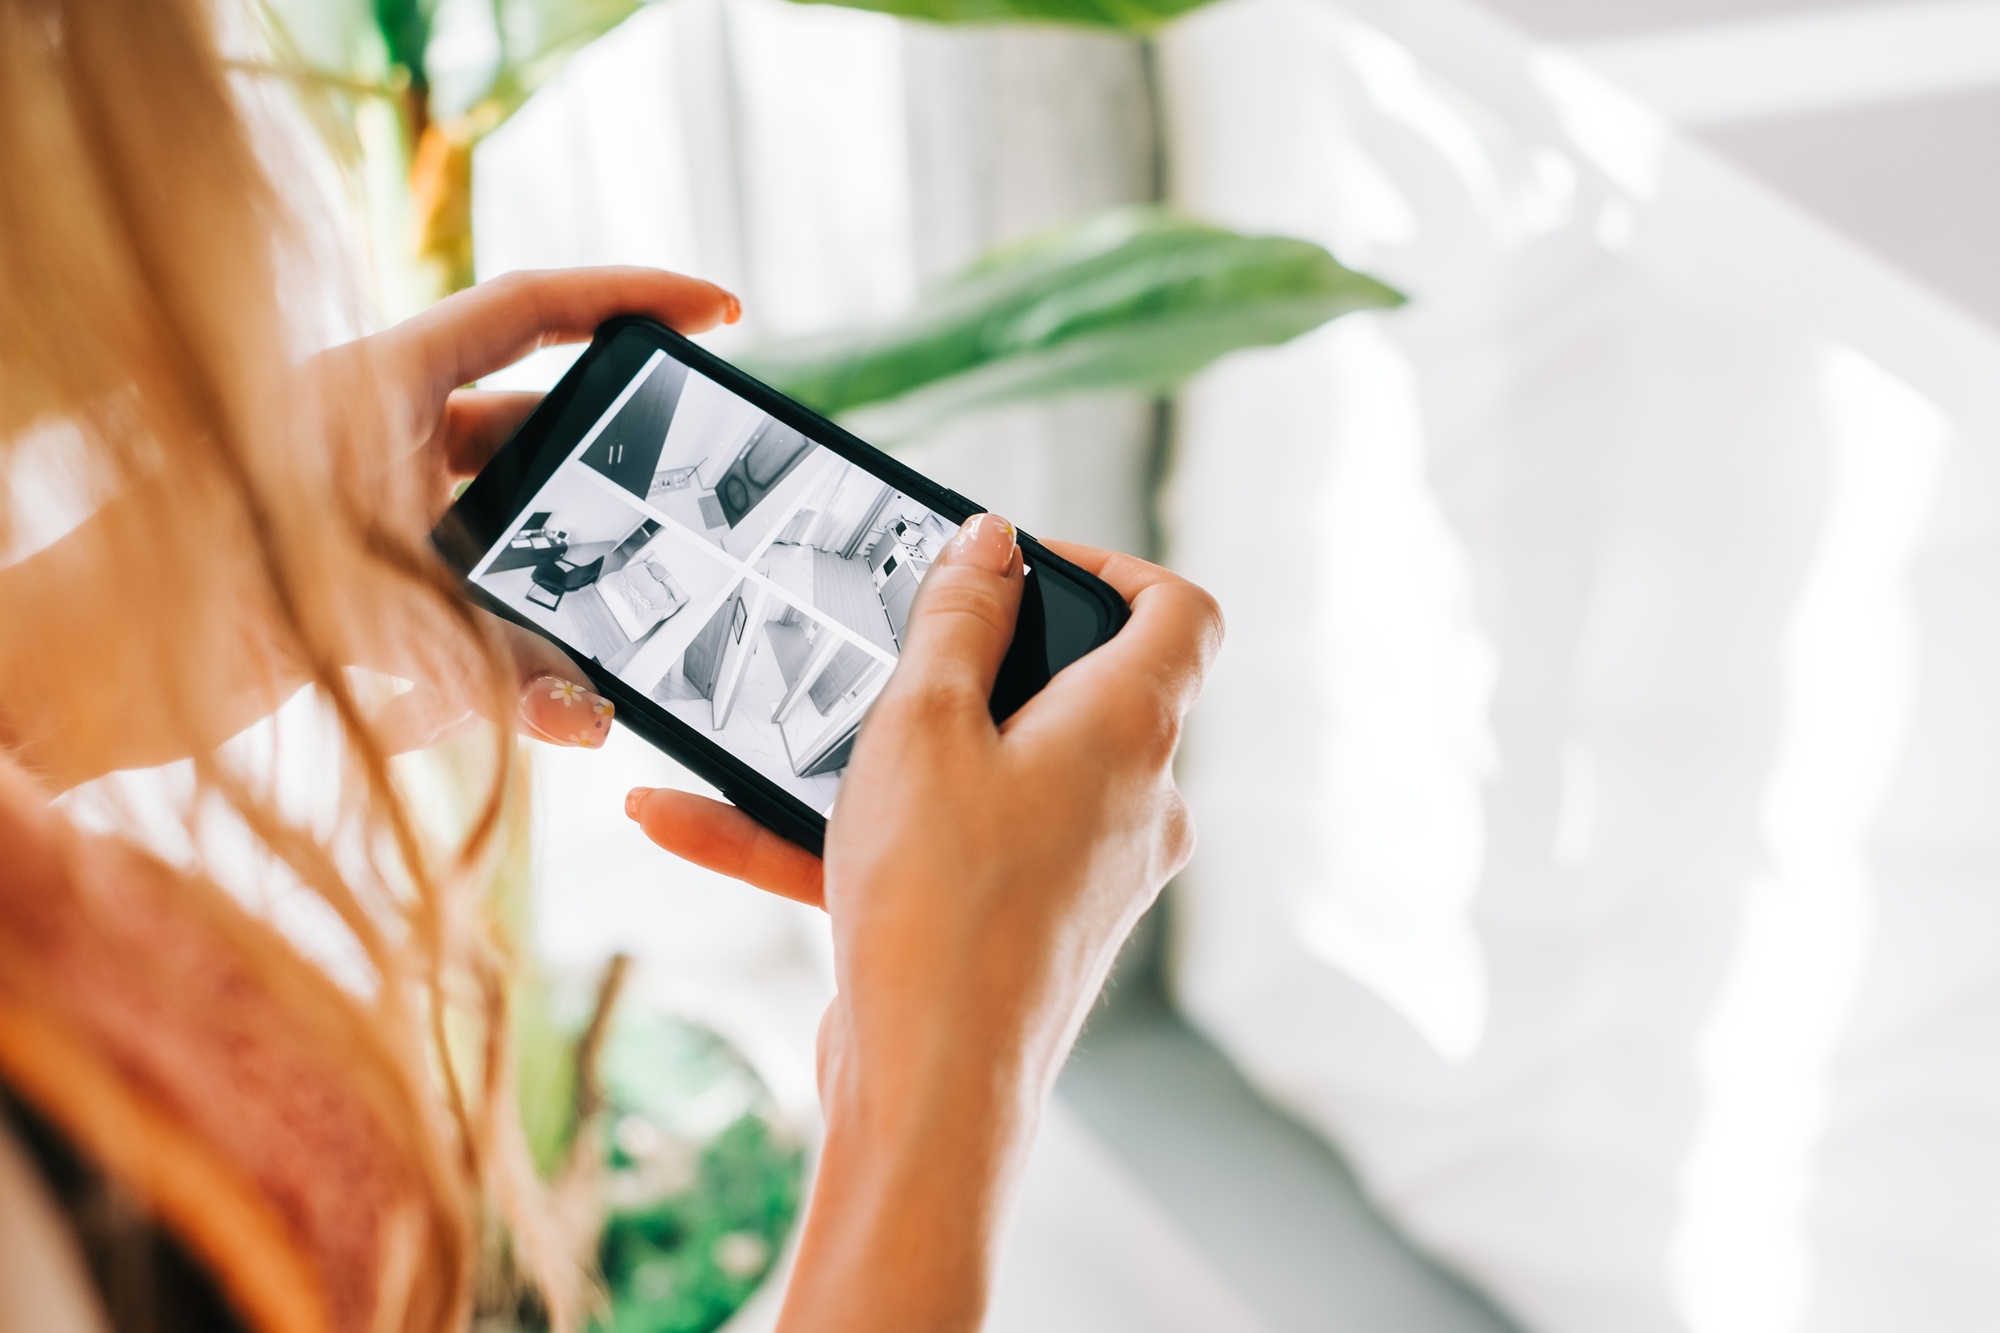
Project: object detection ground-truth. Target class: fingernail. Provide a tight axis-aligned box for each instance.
[520,674,614,748]
[625,787,653,821]
[722,290,743,323]
[946,513,1017,576]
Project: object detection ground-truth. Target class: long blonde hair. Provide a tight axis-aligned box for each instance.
[0,0,564,1326]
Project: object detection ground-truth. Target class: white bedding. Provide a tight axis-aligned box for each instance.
[1166,8,2000,1333]
[597,555,688,641]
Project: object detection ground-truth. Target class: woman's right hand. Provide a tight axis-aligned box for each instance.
[627,518,1223,1331]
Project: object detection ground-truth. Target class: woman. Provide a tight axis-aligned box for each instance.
[0,0,1221,1330]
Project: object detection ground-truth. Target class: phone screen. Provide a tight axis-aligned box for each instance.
[465,342,966,814]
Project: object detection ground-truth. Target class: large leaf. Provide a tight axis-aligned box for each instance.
[784,0,1213,32]
[741,207,1404,441]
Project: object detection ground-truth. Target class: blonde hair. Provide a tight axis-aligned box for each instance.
[0,0,571,1326]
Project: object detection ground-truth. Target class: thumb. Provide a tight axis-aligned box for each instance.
[885,513,1024,713]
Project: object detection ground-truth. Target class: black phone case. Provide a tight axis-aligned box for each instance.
[435,317,1130,855]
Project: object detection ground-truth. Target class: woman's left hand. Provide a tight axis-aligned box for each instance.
[319,268,740,752]
[2,268,737,788]
[326,267,739,521]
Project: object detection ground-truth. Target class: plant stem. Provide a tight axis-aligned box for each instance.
[570,952,634,1139]
[222,58,401,102]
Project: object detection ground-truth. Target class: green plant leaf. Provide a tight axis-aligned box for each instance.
[374,0,436,88]
[740,207,1405,441]
[784,0,1213,32]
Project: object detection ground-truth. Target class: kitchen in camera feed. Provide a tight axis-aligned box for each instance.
[470,350,958,813]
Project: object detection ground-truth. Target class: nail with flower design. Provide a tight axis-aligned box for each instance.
[519,673,614,747]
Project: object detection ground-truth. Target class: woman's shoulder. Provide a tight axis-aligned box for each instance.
[0,756,462,1333]
[0,763,253,1332]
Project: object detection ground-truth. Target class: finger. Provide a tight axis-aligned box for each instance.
[438,615,614,747]
[353,610,609,747]
[625,787,825,909]
[1037,541,1224,722]
[1040,540,1189,605]
[391,267,741,402]
[517,672,614,748]
[883,514,1025,716]
[438,389,543,478]
[477,613,619,748]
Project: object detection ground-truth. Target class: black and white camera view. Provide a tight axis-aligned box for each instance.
[471,350,959,813]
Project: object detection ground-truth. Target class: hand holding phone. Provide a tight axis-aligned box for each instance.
[437,317,1130,853]
[428,276,1224,1330]
[633,525,1223,1330]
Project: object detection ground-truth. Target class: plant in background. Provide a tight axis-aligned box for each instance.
[501,962,803,1333]
[256,0,1404,376]
[409,735,799,1333]
[762,0,1409,432]
[258,0,659,298]
[746,207,1403,438]
[592,1011,803,1333]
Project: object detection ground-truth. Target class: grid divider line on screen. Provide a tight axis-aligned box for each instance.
[570,453,899,671]
[468,349,668,582]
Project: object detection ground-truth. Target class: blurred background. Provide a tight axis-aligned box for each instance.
[228,0,2000,1329]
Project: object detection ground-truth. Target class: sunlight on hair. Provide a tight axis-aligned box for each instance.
[1,418,103,565]
[55,685,383,998]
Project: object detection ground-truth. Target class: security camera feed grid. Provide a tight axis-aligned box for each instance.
[471,349,959,813]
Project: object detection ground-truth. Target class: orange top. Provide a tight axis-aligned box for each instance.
[0,762,468,1333]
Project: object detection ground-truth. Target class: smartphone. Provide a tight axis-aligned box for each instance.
[434,317,1130,855]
